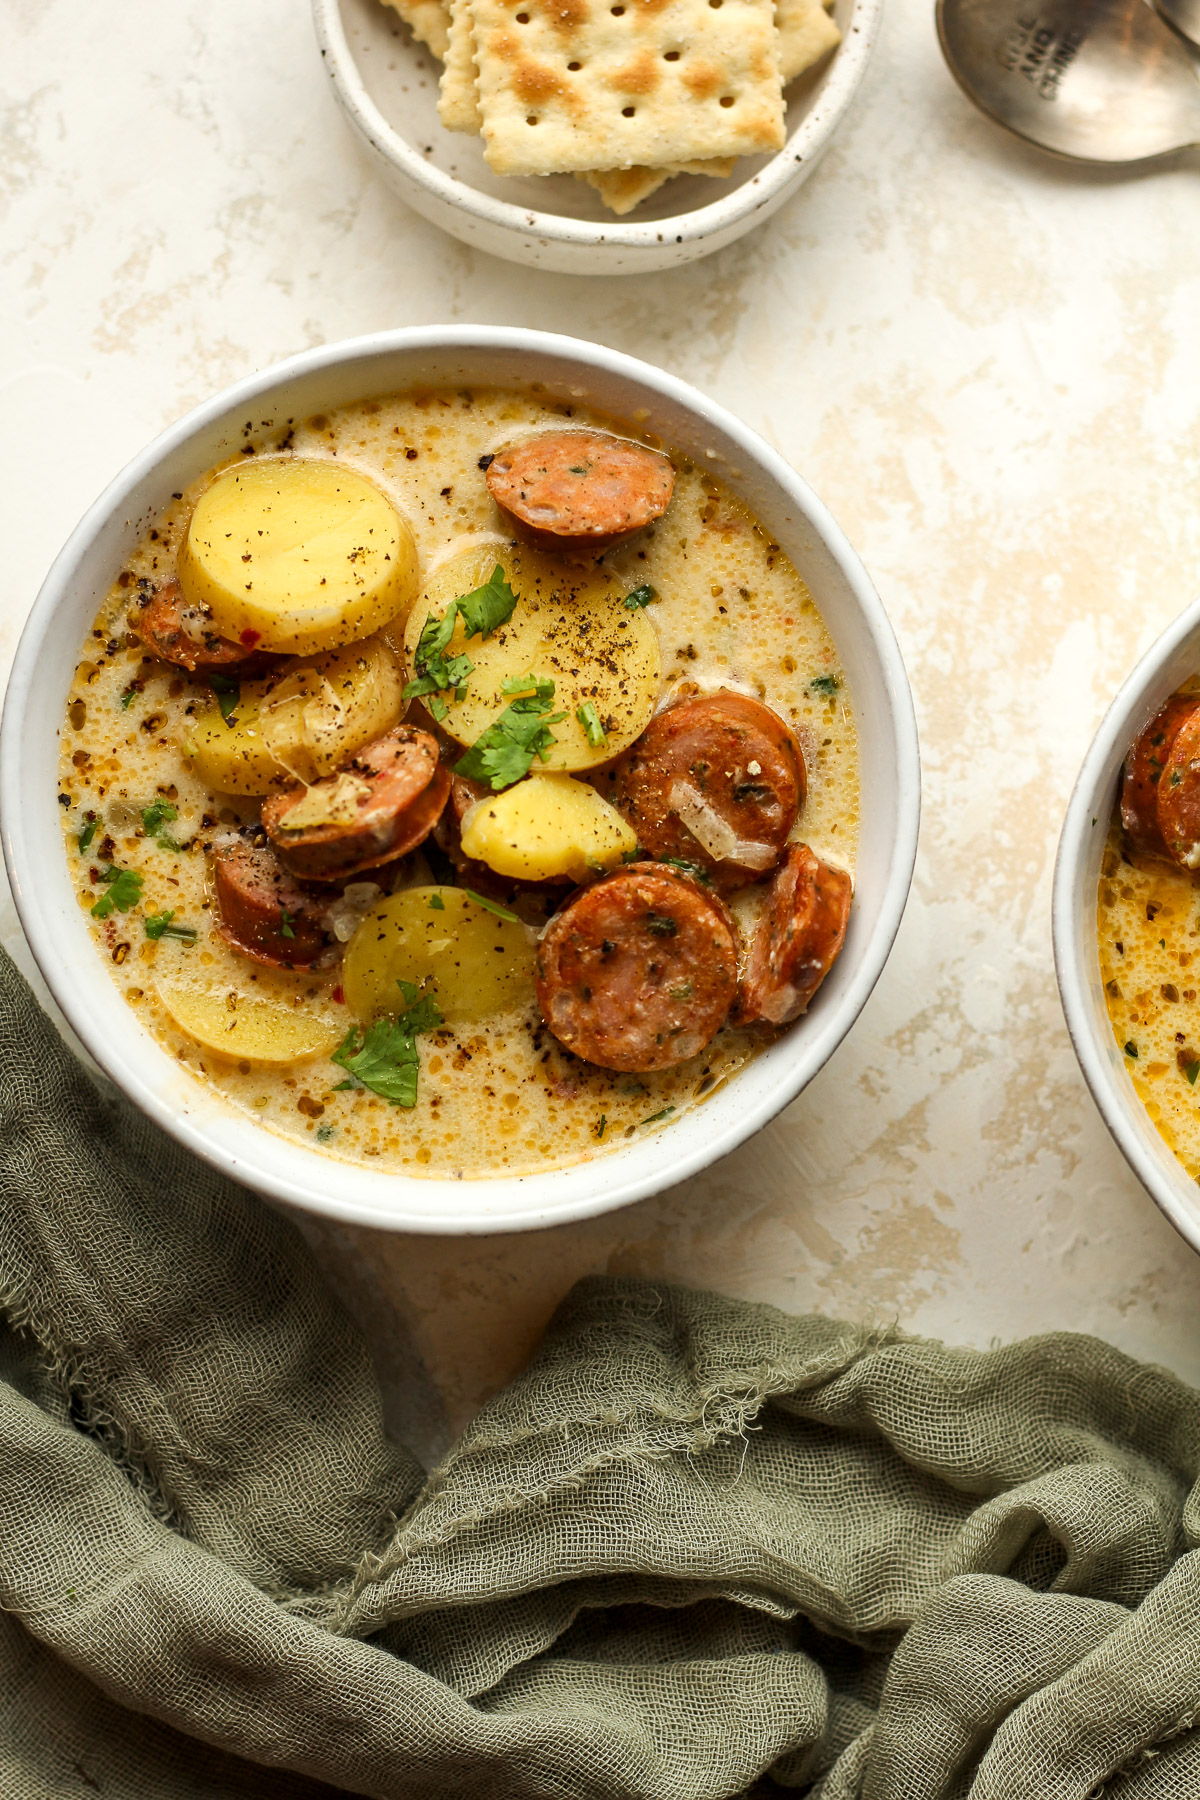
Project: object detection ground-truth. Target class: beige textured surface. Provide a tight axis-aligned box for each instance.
[381,0,452,59]
[471,0,785,177]
[4,0,1200,1459]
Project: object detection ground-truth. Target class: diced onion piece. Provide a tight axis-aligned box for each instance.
[667,779,777,870]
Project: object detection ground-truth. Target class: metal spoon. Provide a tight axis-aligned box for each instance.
[936,0,1200,163]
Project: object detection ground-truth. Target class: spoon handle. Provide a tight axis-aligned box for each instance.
[1156,0,1200,50]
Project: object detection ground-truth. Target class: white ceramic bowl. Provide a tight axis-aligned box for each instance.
[1054,596,1200,1255]
[312,0,882,275]
[1,326,919,1233]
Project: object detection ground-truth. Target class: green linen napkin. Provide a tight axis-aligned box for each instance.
[4,943,1200,1800]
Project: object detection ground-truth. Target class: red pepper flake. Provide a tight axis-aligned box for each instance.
[239,628,261,647]
[332,985,345,1005]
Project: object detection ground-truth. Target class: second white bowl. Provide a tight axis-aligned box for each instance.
[1054,596,1200,1256]
[312,0,883,274]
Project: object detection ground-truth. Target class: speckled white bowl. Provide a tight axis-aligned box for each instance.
[1054,596,1200,1256]
[312,0,882,275]
[1,326,918,1233]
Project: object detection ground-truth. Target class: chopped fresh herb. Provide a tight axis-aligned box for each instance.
[501,671,555,699]
[144,909,198,944]
[279,907,296,940]
[639,1106,676,1126]
[315,1123,336,1143]
[660,856,710,884]
[576,700,608,748]
[330,985,443,1108]
[455,565,519,638]
[402,567,519,707]
[462,888,522,924]
[427,693,449,722]
[645,912,678,937]
[622,584,657,611]
[1186,1062,1200,1087]
[208,672,240,723]
[428,893,446,910]
[810,673,841,697]
[141,798,180,849]
[119,682,139,711]
[455,679,566,791]
[596,1114,606,1140]
[668,982,694,1000]
[91,866,144,920]
[77,816,98,855]
[1124,1041,1138,1059]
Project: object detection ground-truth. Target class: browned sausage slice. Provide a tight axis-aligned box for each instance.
[535,862,738,1072]
[132,580,274,675]
[485,430,674,549]
[213,840,332,969]
[262,727,451,883]
[736,845,852,1027]
[1121,696,1200,862]
[598,692,806,892]
[1156,705,1200,870]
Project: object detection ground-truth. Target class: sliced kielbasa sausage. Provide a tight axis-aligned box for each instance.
[597,691,805,892]
[1155,705,1200,870]
[132,580,276,676]
[535,862,738,1072]
[1121,696,1200,863]
[262,726,451,883]
[484,430,675,550]
[213,839,332,969]
[736,844,852,1027]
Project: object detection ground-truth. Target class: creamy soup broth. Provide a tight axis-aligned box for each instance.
[59,387,859,1179]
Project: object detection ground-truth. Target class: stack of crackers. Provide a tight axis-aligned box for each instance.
[382,0,841,214]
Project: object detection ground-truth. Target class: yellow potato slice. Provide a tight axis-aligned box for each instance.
[182,637,403,795]
[401,542,661,772]
[156,961,345,1064]
[461,774,636,883]
[179,457,419,656]
[342,887,535,1026]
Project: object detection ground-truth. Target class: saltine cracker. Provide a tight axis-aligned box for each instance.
[471,0,785,178]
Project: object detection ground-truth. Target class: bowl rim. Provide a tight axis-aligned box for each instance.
[311,0,883,255]
[1053,593,1200,1257]
[1,324,920,1233]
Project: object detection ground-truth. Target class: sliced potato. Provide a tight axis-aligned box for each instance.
[461,774,636,883]
[182,637,403,795]
[401,543,661,772]
[157,959,345,1063]
[179,457,419,656]
[342,887,535,1026]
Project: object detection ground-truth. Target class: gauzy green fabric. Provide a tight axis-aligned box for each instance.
[4,945,1200,1800]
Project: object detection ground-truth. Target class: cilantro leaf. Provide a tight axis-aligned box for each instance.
[428,892,446,910]
[208,672,240,723]
[402,570,518,709]
[330,986,443,1108]
[640,1106,676,1126]
[454,680,566,791]
[659,856,711,884]
[576,700,608,748]
[91,866,144,920]
[455,565,519,638]
[119,682,140,711]
[622,584,657,611]
[77,816,98,854]
[144,909,197,944]
[810,673,841,697]
[141,798,180,850]
[279,907,296,940]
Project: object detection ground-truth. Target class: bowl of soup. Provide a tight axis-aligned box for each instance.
[1,327,919,1233]
[1054,595,1200,1255]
